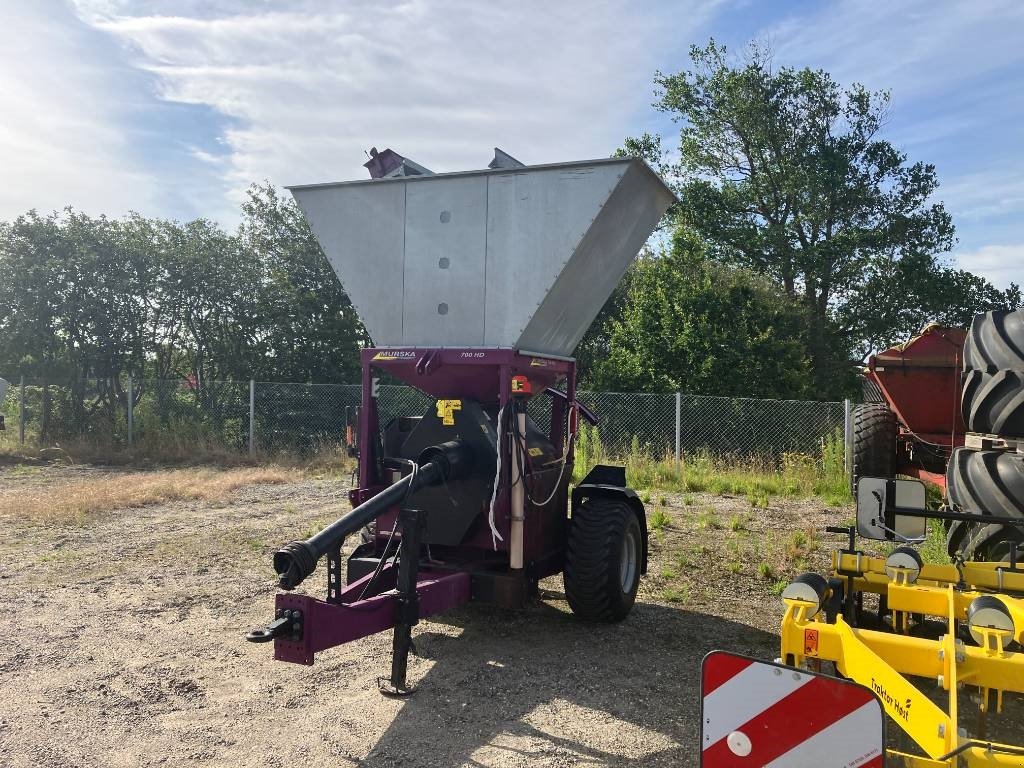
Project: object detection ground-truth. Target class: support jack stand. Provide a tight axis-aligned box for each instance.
[379,507,426,698]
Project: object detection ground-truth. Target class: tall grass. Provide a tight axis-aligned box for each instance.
[573,424,850,505]
[0,466,302,524]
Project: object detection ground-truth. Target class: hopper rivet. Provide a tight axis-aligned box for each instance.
[438,303,449,315]
[438,257,450,269]
[439,210,451,223]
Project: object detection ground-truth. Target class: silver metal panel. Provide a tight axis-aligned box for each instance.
[290,157,675,354]
[291,182,406,345]
[402,174,487,346]
[518,160,676,355]
[483,163,626,350]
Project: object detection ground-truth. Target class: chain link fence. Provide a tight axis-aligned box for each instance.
[0,377,847,464]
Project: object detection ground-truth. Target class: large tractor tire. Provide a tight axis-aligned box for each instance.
[945,447,1024,561]
[564,497,642,622]
[851,404,897,492]
[861,377,885,403]
[964,310,1024,372]
[961,368,1024,437]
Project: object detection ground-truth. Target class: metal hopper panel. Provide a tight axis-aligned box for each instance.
[290,157,674,357]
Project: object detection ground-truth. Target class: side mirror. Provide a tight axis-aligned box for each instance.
[856,477,927,542]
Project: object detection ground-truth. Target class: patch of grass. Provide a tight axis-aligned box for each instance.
[9,463,44,477]
[662,584,690,604]
[770,579,788,595]
[747,490,769,508]
[650,507,671,532]
[785,530,818,562]
[729,514,748,532]
[757,562,776,580]
[574,429,852,506]
[726,561,742,574]
[659,566,678,581]
[639,491,652,504]
[919,522,950,565]
[675,553,692,570]
[696,509,721,530]
[0,466,301,524]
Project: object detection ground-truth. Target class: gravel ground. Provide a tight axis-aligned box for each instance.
[0,465,1017,766]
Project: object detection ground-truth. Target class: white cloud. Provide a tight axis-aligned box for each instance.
[938,169,1024,222]
[67,0,718,220]
[767,0,1024,100]
[954,244,1024,288]
[0,4,160,220]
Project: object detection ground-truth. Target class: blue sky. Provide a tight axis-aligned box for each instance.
[3,0,1022,287]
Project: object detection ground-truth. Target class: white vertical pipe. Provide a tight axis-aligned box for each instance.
[844,398,853,482]
[19,375,25,445]
[249,379,256,455]
[675,391,681,475]
[510,408,526,570]
[127,378,134,447]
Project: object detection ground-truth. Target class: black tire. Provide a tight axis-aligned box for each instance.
[945,447,1024,560]
[961,368,1024,437]
[964,310,1024,372]
[861,377,885,403]
[851,404,897,492]
[564,498,642,622]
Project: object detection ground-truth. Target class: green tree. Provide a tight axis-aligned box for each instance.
[590,229,816,397]
[639,40,1017,395]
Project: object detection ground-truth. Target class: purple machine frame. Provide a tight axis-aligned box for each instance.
[271,347,579,667]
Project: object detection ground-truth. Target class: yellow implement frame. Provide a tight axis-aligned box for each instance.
[780,551,1024,767]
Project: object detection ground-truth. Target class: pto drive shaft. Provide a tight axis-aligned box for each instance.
[272,440,467,590]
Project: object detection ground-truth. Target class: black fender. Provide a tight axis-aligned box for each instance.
[571,465,648,575]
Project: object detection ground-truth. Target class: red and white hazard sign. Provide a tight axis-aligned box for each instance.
[701,651,884,767]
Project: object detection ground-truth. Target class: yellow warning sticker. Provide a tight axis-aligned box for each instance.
[436,399,462,426]
[528,447,543,457]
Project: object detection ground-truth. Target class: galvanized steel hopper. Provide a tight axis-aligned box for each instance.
[289,156,674,357]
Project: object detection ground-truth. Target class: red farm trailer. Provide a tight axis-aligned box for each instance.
[852,324,966,490]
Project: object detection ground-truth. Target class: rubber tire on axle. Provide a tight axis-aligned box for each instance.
[961,368,1024,438]
[850,403,897,493]
[564,498,642,622]
[964,309,1024,372]
[945,447,1024,561]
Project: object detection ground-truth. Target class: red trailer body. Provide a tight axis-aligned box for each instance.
[865,324,966,489]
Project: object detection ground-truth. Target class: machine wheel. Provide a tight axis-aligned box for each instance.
[861,378,885,403]
[564,498,642,622]
[964,309,1024,372]
[961,368,1024,437]
[851,404,897,492]
[945,447,1024,560]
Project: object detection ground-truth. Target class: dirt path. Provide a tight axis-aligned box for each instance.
[5,465,996,767]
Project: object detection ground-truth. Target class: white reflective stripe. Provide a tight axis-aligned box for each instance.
[702,664,812,749]
[761,701,884,768]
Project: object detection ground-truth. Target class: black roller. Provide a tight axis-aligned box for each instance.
[850,403,897,492]
[781,572,830,614]
[967,595,1016,648]
[961,368,1024,437]
[964,309,1024,373]
[945,447,1024,561]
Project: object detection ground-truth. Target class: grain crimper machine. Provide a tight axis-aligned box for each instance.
[246,151,675,694]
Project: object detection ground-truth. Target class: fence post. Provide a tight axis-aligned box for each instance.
[249,379,256,455]
[843,398,853,482]
[674,391,681,475]
[18,376,25,445]
[126,378,134,447]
